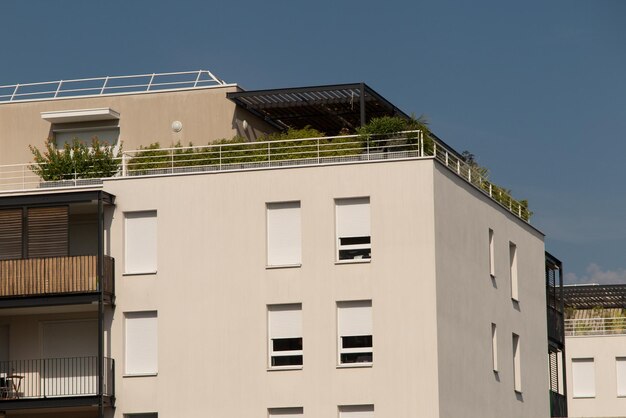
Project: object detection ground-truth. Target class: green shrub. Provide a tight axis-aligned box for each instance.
[29,137,121,181]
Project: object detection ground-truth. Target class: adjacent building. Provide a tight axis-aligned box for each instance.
[564,284,626,418]
[0,70,562,417]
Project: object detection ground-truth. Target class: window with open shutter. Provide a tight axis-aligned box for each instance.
[336,197,370,261]
[338,300,372,365]
[268,407,303,417]
[268,304,302,368]
[339,405,374,418]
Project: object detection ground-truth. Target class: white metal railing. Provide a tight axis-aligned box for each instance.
[565,317,626,336]
[0,131,531,221]
[0,70,226,103]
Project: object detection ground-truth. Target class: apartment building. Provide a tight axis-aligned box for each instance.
[0,70,560,418]
[564,284,626,418]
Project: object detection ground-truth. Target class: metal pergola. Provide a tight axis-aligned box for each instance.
[563,284,626,309]
[227,83,409,135]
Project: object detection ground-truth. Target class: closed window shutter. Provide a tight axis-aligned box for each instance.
[617,357,626,397]
[125,211,157,274]
[338,301,372,336]
[267,202,301,266]
[0,209,23,260]
[28,206,69,258]
[269,305,302,339]
[572,358,595,397]
[125,312,158,375]
[336,198,370,239]
[339,405,374,418]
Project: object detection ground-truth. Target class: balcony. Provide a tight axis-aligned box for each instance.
[0,357,114,410]
[550,390,567,418]
[0,255,113,307]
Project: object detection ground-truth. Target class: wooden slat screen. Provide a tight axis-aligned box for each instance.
[0,209,22,260]
[0,255,98,296]
[27,206,69,258]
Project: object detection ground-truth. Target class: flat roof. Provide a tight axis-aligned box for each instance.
[227,83,409,135]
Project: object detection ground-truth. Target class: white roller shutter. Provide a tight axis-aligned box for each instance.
[125,312,158,375]
[124,211,157,274]
[572,358,595,398]
[269,304,302,339]
[267,202,301,266]
[336,198,370,238]
[617,357,626,397]
[338,301,372,337]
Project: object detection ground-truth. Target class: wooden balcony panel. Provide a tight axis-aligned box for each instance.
[0,255,109,298]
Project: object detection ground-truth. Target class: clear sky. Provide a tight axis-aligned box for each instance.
[1,0,625,284]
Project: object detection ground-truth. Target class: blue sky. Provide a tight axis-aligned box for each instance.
[1,0,625,284]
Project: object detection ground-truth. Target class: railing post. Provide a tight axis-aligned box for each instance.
[100,76,109,95]
[170,149,174,173]
[219,145,222,170]
[54,81,63,98]
[193,70,202,87]
[10,84,19,101]
[147,73,156,91]
[121,153,127,177]
[268,142,271,163]
[317,138,320,164]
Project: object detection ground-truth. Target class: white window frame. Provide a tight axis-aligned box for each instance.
[266,201,302,267]
[268,304,303,370]
[572,358,595,398]
[509,242,518,301]
[124,211,157,275]
[337,300,372,367]
[124,311,158,376]
[335,197,371,263]
[512,333,521,393]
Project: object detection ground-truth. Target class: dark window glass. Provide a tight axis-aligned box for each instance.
[340,236,371,246]
[342,335,372,349]
[272,338,302,352]
[338,249,371,260]
[341,352,373,363]
[271,355,303,367]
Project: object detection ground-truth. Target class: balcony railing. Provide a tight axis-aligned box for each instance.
[0,132,531,221]
[0,357,114,399]
[0,255,113,298]
[550,390,567,418]
[565,317,626,336]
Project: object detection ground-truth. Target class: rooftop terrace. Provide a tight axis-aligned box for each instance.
[0,131,532,222]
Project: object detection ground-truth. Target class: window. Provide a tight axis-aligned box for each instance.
[616,357,626,397]
[489,229,495,277]
[338,301,372,365]
[339,404,374,418]
[268,407,303,417]
[40,108,121,150]
[267,202,301,266]
[268,304,302,368]
[336,197,371,261]
[491,323,498,372]
[54,121,120,149]
[124,414,157,418]
[125,311,158,375]
[509,242,518,301]
[572,358,595,398]
[512,333,521,392]
[125,211,157,274]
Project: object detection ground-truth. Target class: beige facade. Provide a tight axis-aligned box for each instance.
[0,77,552,418]
[566,332,626,417]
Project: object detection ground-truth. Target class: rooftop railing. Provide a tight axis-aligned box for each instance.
[0,132,531,221]
[565,317,626,336]
[0,70,227,103]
